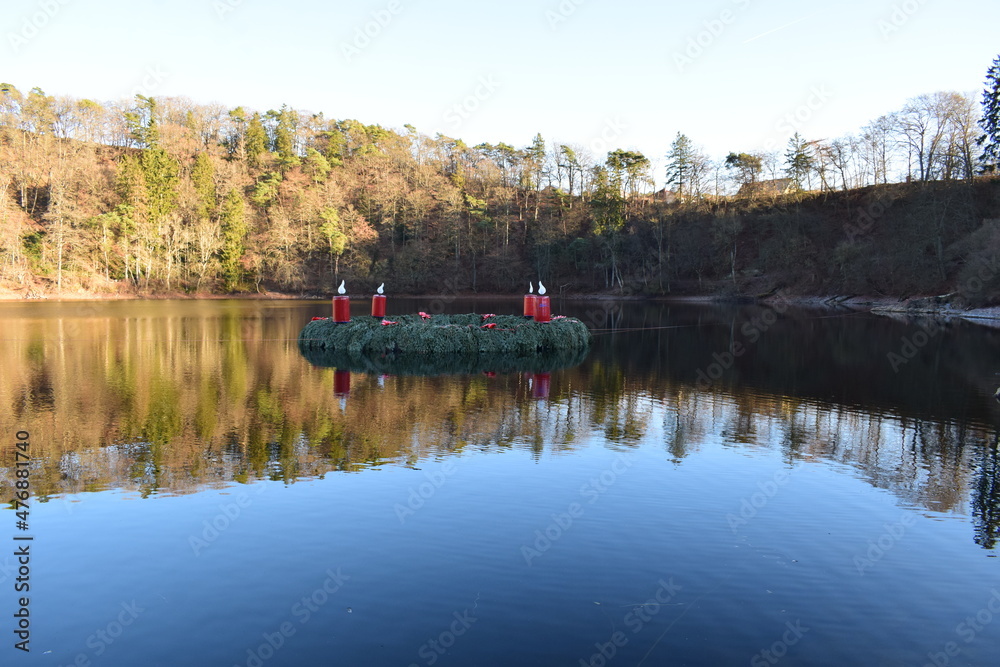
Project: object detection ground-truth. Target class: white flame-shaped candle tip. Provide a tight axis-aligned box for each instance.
[377,283,384,295]
[528,282,533,294]
[338,280,346,295]
[538,281,546,295]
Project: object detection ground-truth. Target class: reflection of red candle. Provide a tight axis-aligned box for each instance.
[334,369,351,396]
[534,297,551,322]
[333,280,350,322]
[523,283,537,318]
[532,373,550,399]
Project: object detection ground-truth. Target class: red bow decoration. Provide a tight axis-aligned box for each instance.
[481,314,496,320]
[381,320,398,326]
[418,311,431,319]
[480,323,497,329]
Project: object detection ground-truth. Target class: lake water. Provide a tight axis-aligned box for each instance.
[2,297,1000,666]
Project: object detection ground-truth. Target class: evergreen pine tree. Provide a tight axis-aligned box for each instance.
[219,189,247,291]
[666,133,694,197]
[590,166,625,233]
[191,152,216,219]
[783,133,813,189]
[268,105,299,170]
[245,112,267,167]
[558,145,580,197]
[116,154,148,217]
[124,95,159,148]
[323,127,347,166]
[140,147,179,225]
[226,106,248,160]
[524,133,546,190]
[978,54,1000,173]
[725,152,762,189]
[303,149,331,184]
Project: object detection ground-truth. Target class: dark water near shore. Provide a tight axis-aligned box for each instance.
[2,297,1000,666]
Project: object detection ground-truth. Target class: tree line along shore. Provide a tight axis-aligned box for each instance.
[2,57,1000,304]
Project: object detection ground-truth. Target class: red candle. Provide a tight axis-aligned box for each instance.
[372,282,386,317]
[532,373,551,399]
[534,296,551,322]
[372,295,386,318]
[333,280,350,322]
[334,369,351,396]
[333,296,350,322]
[523,282,537,318]
[523,294,537,318]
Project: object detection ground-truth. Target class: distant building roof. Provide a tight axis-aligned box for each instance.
[651,188,679,203]
[737,178,797,197]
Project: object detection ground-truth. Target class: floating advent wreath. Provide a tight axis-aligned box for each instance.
[298,286,592,376]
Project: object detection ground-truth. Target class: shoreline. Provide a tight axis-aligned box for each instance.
[4,288,1000,324]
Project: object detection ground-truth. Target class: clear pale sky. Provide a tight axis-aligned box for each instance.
[4,0,998,182]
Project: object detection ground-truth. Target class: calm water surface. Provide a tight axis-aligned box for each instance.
[2,297,1000,666]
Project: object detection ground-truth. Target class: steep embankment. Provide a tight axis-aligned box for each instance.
[669,179,1000,308]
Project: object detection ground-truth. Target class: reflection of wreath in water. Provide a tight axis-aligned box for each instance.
[298,313,591,376]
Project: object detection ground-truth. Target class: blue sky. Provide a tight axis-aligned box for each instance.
[4,0,998,180]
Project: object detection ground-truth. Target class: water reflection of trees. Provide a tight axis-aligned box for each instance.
[2,301,1000,549]
[972,441,1000,549]
[2,306,633,496]
[589,302,1000,549]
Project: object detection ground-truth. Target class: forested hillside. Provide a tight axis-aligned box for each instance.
[1,83,999,302]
